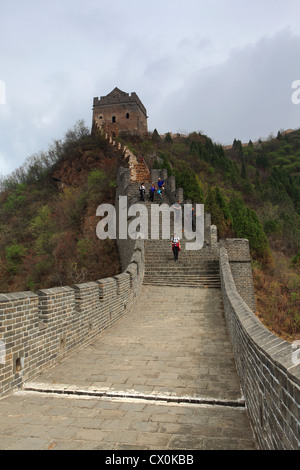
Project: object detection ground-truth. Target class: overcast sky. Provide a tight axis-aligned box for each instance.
[1,0,300,176]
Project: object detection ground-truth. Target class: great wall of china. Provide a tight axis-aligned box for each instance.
[0,132,299,450]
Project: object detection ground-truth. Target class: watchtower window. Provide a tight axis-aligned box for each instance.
[126,113,130,119]
[112,116,116,123]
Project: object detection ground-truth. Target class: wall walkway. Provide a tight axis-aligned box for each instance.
[0,285,257,450]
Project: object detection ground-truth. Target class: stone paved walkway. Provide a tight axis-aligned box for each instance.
[0,286,258,450]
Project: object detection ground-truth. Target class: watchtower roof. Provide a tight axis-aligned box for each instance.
[93,87,147,117]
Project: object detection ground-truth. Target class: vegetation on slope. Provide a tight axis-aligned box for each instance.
[0,121,121,293]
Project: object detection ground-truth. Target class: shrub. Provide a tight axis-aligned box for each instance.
[175,166,204,203]
[264,219,282,235]
[229,197,271,262]
[205,187,232,238]
[5,243,26,275]
[3,183,27,213]
[30,205,54,255]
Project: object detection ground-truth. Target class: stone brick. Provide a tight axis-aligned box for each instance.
[93,87,148,137]
[219,246,300,450]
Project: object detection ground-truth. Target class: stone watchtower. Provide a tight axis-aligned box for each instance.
[92,87,148,137]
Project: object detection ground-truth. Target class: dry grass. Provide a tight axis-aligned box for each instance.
[253,251,300,343]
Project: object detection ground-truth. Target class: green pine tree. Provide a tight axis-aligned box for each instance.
[229,197,271,262]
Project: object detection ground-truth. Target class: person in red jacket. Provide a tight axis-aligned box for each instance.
[171,234,181,261]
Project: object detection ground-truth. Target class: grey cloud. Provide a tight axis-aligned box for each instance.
[154,28,300,143]
[1,1,300,176]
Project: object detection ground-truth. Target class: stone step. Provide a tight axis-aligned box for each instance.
[143,267,220,273]
[127,200,170,206]
[144,275,221,285]
[144,255,219,259]
[145,249,218,253]
[143,277,221,283]
[129,162,151,180]
[142,280,221,288]
[144,257,219,264]
[143,274,220,279]
[145,260,219,264]
[143,272,220,277]
[145,274,220,278]
[143,269,220,275]
[144,244,215,250]
[144,271,220,276]
[144,253,218,257]
[144,261,219,267]
[144,250,218,255]
[144,266,220,272]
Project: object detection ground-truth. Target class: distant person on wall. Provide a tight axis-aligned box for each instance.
[157,187,163,205]
[139,182,146,201]
[157,178,165,189]
[187,207,194,224]
[149,183,156,202]
[172,200,181,225]
[185,206,194,231]
[171,234,181,261]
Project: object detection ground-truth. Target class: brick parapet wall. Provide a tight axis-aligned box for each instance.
[0,242,144,397]
[0,292,40,394]
[219,246,300,450]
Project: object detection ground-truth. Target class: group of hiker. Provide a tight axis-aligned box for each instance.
[139,178,165,204]
[139,178,181,262]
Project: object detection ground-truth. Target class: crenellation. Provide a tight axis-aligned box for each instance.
[0,227,144,397]
[74,282,99,311]
[97,277,117,300]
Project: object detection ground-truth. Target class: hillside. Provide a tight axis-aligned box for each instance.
[0,122,299,342]
[0,121,122,293]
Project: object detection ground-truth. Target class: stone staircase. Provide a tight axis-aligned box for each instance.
[126,182,148,205]
[132,160,151,184]
[143,239,221,288]
[125,148,151,184]
[121,145,221,288]
[124,182,220,288]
